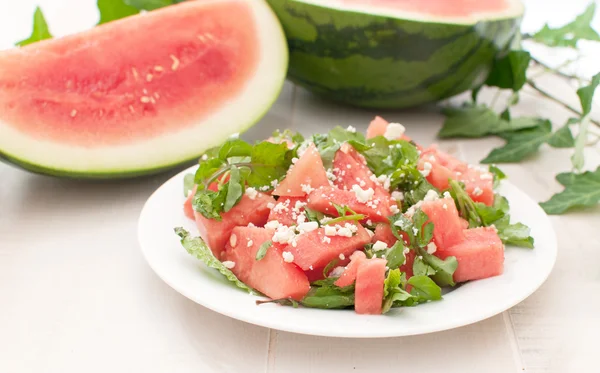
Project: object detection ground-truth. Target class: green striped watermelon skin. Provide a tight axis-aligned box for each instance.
[267,0,522,108]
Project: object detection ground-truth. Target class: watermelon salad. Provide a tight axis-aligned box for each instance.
[175,117,534,315]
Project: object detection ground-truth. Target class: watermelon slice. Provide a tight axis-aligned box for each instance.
[334,251,367,287]
[419,146,494,205]
[273,143,330,197]
[222,227,310,300]
[0,0,287,178]
[355,258,387,315]
[420,197,465,251]
[307,186,390,223]
[267,196,307,227]
[435,227,504,282]
[194,193,275,258]
[267,0,523,108]
[285,223,371,270]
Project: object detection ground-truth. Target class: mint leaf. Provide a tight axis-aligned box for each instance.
[218,139,253,160]
[485,50,531,91]
[532,3,600,48]
[539,167,600,214]
[183,173,195,197]
[16,7,53,46]
[547,123,576,148]
[408,275,442,301]
[194,158,225,185]
[489,165,506,188]
[175,228,253,293]
[247,141,292,188]
[224,166,243,212]
[255,240,272,261]
[98,0,139,24]
[481,120,552,163]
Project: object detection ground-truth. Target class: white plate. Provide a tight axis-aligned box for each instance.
[138,166,557,338]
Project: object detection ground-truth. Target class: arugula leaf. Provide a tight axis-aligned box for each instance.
[174,228,253,293]
[539,167,600,214]
[481,120,552,163]
[301,284,355,309]
[532,3,600,48]
[547,122,576,148]
[412,256,436,276]
[17,7,53,46]
[322,258,340,278]
[224,166,244,212]
[271,129,304,145]
[415,247,458,287]
[382,269,416,313]
[408,275,442,301]
[412,209,434,247]
[255,241,273,261]
[313,126,370,168]
[403,180,438,209]
[324,204,365,225]
[218,139,253,160]
[256,298,299,308]
[384,241,407,270]
[485,50,531,91]
[489,165,506,188]
[494,217,535,248]
[183,173,195,197]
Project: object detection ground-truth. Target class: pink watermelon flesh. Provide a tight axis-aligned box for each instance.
[340,0,511,18]
[334,251,367,288]
[372,223,414,277]
[436,227,504,283]
[420,197,465,251]
[194,192,274,258]
[307,186,390,223]
[365,116,412,142]
[183,185,198,220]
[222,227,310,300]
[273,143,330,197]
[267,197,307,227]
[355,258,386,315]
[0,0,260,146]
[285,223,371,271]
[419,146,494,206]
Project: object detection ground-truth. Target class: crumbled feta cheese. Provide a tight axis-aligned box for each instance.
[366,219,373,226]
[390,205,400,214]
[320,217,333,224]
[377,174,391,190]
[344,223,358,233]
[443,191,451,199]
[391,191,404,202]
[412,227,419,235]
[424,189,439,201]
[336,226,353,237]
[296,214,307,225]
[247,240,253,247]
[473,186,484,196]
[282,251,294,263]
[267,202,275,209]
[272,201,289,213]
[366,228,375,238]
[346,164,352,169]
[480,173,494,180]
[346,125,356,133]
[384,122,406,140]
[229,234,237,247]
[309,265,314,270]
[297,221,319,233]
[339,253,346,260]
[291,157,299,164]
[222,261,235,269]
[427,242,437,254]
[373,240,388,251]
[272,226,296,244]
[270,179,279,188]
[420,161,433,177]
[329,266,346,278]
[359,179,366,187]
[244,187,258,200]
[229,132,239,139]
[490,224,498,233]
[322,236,332,244]
[442,203,448,210]
[324,225,337,236]
[247,222,256,228]
[201,154,208,161]
[351,185,375,203]
[403,247,410,255]
[301,183,314,194]
[265,220,280,230]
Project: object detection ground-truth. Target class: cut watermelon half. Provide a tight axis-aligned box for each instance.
[0,0,288,178]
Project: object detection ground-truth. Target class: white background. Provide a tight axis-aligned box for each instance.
[1,1,599,372]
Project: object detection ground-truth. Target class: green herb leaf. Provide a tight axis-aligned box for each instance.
[246,141,293,188]
[547,123,576,148]
[224,166,244,212]
[382,269,416,313]
[408,275,442,301]
[192,189,226,221]
[403,180,438,209]
[539,167,600,214]
[322,258,340,278]
[272,129,305,145]
[572,73,600,171]
[16,7,53,46]
[98,0,139,24]
[416,248,459,287]
[218,139,253,160]
[485,50,531,91]
[489,165,506,188]
[412,256,437,276]
[301,284,355,309]
[494,218,535,248]
[412,209,434,248]
[183,173,195,197]
[255,241,273,261]
[577,73,600,116]
[481,120,552,163]
[532,3,600,48]
[125,0,178,11]
[256,298,299,308]
[174,228,252,293]
[384,241,407,270]
[194,158,225,185]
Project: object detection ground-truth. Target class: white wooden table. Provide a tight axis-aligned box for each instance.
[1,1,599,372]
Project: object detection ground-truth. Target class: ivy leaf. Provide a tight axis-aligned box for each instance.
[547,122,576,148]
[481,120,552,163]
[539,167,600,214]
[97,0,139,24]
[485,50,531,91]
[577,73,600,116]
[175,228,253,293]
[16,7,53,46]
[532,3,600,48]
[572,73,600,171]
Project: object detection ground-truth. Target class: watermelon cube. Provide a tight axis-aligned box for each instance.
[273,143,330,197]
[267,196,307,227]
[222,226,310,300]
[334,251,367,288]
[420,197,465,251]
[355,258,387,315]
[365,116,412,142]
[435,227,504,283]
[307,186,390,223]
[286,223,371,271]
[194,192,275,258]
[183,185,198,220]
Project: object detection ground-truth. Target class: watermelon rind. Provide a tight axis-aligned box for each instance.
[267,0,523,108]
[0,0,288,179]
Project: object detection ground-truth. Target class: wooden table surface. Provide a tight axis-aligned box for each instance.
[1,1,599,372]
